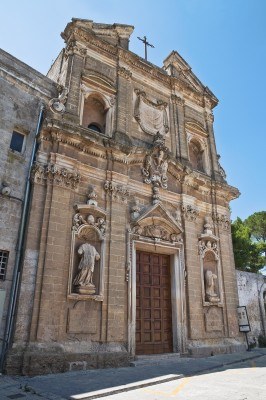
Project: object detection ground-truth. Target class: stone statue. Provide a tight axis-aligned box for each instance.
[73,243,100,295]
[205,269,219,303]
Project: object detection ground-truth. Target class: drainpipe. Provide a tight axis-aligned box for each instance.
[0,104,44,372]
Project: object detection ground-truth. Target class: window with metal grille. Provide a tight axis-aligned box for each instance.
[0,250,9,280]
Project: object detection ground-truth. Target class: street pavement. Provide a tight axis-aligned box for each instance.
[0,348,266,400]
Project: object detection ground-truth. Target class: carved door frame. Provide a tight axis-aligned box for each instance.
[127,238,186,356]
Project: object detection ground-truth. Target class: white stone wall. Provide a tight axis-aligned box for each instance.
[236,270,266,340]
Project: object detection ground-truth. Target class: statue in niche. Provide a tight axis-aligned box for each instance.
[73,243,100,295]
[205,269,219,303]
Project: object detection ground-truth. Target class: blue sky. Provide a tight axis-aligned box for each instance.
[1,0,265,221]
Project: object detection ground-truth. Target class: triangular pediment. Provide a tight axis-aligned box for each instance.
[163,51,204,93]
[163,51,218,106]
[134,202,183,233]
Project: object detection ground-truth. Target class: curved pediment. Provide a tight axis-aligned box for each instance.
[185,120,207,136]
[82,72,116,94]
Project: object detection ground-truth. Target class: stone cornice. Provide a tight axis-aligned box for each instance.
[63,26,118,59]
[39,118,239,201]
[0,57,57,101]
[118,48,170,86]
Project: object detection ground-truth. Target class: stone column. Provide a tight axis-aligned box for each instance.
[103,177,129,346]
[182,203,205,340]
[176,96,189,162]
[63,44,86,123]
[115,66,132,135]
[205,110,220,178]
[170,95,179,158]
[215,213,241,341]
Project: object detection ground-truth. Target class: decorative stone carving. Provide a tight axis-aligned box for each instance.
[87,187,98,206]
[31,162,80,189]
[198,224,222,306]
[204,270,219,303]
[130,199,142,220]
[152,185,160,204]
[134,89,169,136]
[205,110,214,123]
[171,94,184,106]
[213,213,230,230]
[130,202,183,244]
[65,40,87,57]
[181,204,199,221]
[203,215,214,235]
[204,96,212,109]
[104,180,130,202]
[49,86,69,113]
[198,240,219,259]
[69,200,107,301]
[217,155,227,179]
[118,66,132,80]
[132,224,183,243]
[141,132,170,190]
[173,208,182,225]
[73,243,100,295]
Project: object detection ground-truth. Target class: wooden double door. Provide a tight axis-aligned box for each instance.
[136,251,173,355]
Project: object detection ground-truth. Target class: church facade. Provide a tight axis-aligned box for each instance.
[1,19,245,375]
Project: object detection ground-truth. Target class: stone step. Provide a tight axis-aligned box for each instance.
[130,352,181,366]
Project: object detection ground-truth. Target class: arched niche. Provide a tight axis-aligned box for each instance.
[186,129,211,175]
[188,139,205,173]
[68,206,106,301]
[80,84,115,136]
[82,94,107,133]
[198,235,223,307]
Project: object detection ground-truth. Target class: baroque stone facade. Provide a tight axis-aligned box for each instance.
[0,18,245,375]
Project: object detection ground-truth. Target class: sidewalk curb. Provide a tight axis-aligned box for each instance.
[186,351,266,376]
[69,374,184,400]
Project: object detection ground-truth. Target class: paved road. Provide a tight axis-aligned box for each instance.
[1,350,266,400]
[96,355,266,400]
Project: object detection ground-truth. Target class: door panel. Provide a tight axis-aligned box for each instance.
[136,251,173,355]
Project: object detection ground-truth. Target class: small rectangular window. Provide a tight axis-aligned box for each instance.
[10,131,24,153]
[0,250,9,280]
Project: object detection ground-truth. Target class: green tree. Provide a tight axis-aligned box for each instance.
[231,217,265,273]
[245,211,266,248]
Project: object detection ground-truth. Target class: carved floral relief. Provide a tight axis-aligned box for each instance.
[31,162,80,189]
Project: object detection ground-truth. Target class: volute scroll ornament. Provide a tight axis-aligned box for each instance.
[49,85,69,114]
